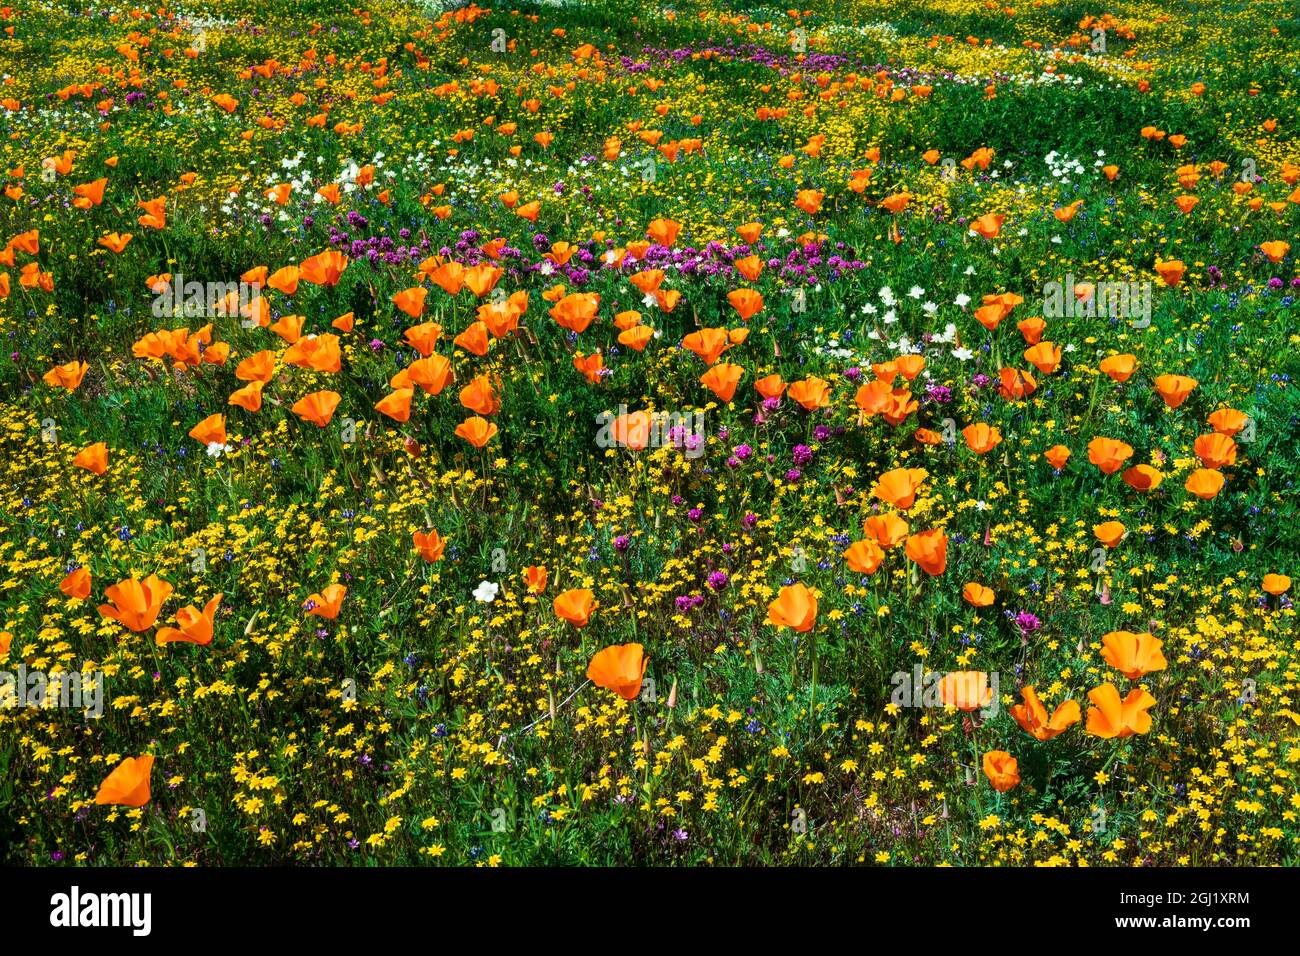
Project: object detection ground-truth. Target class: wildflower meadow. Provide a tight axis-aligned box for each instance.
[1,0,1298,875]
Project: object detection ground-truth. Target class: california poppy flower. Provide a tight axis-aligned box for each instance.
[1122,464,1164,491]
[969,213,1004,239]
[267,265,301,295]
[550,292,599,333]
[1153,374,1197,408]
[700,363,744,402]
[618,325,655,351]
[587,643,647,700]
[1099,353,1137,383]
[787,376,831,410]
[682,328,732,364]
[292,390,341,427]
[1207,408,1248,437]
[73,442,108,475]
[1085,683,1156,738]
[843,539,884,575]
[524,565,548,594]
[1087,437,1134,475]
[1193,432,1236,469]
[392,286,428,318]
[413,530,446,563]
[905,528,947,576]
[1153,259,1185,287]
[1101,630,1167,679]
[962,423,1001,455]
[1262,574,1291,596]
[375,388,413,423]
[1094,521,1126,548]
[456,415,497,448]
[43,360,89,391]
[1184,468,1225,499]
[299,250,348,286]
[727,288,764,321]
[405,354,454,395]
[554,588,595,627]
[1010,686,1080,740]
[98,574,173,631]
[611,411,652,450]
[1044,445,1071,470]
[157,594,222,646]
[60,567,92,600]
[229,381,264,412]
[982,751,1020,792]
[95,754,154,807]
[937,671,992,712]
[188,413,227,449]
[767,582,817,632]
[454,321,490,356]
[646,218,680,247]
[863,513,909,548]
[874,467,926,510]
[306,583,347,620]
[754,374,786,400]
[962,582,995,607]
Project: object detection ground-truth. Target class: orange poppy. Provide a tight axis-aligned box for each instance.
[157,594,222,646]
[682,328,731,364]
[554,588,595,627]
[95,754,154,808]
[1099,353,1137,383]
[43,360,89,391]
[863,513,909,548]
[1085,683,1156,738]
[1184,468,1225,499]
[1262,574,1291,596]
[936,671,992,712]
[843,539,884,575]
[962,582,995,607]
[524,565,548,594]
[375,388,413,423]
[1101,630,1167,679]
[1044,445,1071,470]
[98,574,173,632]
[788,376,832,410]
[873,467,926,510]
[905,529,947,576]
[73,442,108,475]
[1193,432,1236,469]
[306,583,347,620]
[299,250,348,286]
[455,415,497,448]
[413,530,446,563]
[292,390,342,427]
[767,582,817,632]
[587,643,647,700]
[1153,374,1197,408]
[60,567,92,600]
[1087,437,1134,475]
[962,423,1001,454]
[700,363,744,401]
[982,751,1020,792]
[1094,521,1126,548]
[1122,464,1164,491]
[1010,686,1080,741]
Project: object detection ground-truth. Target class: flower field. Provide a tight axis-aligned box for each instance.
[1,0,1298,868]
